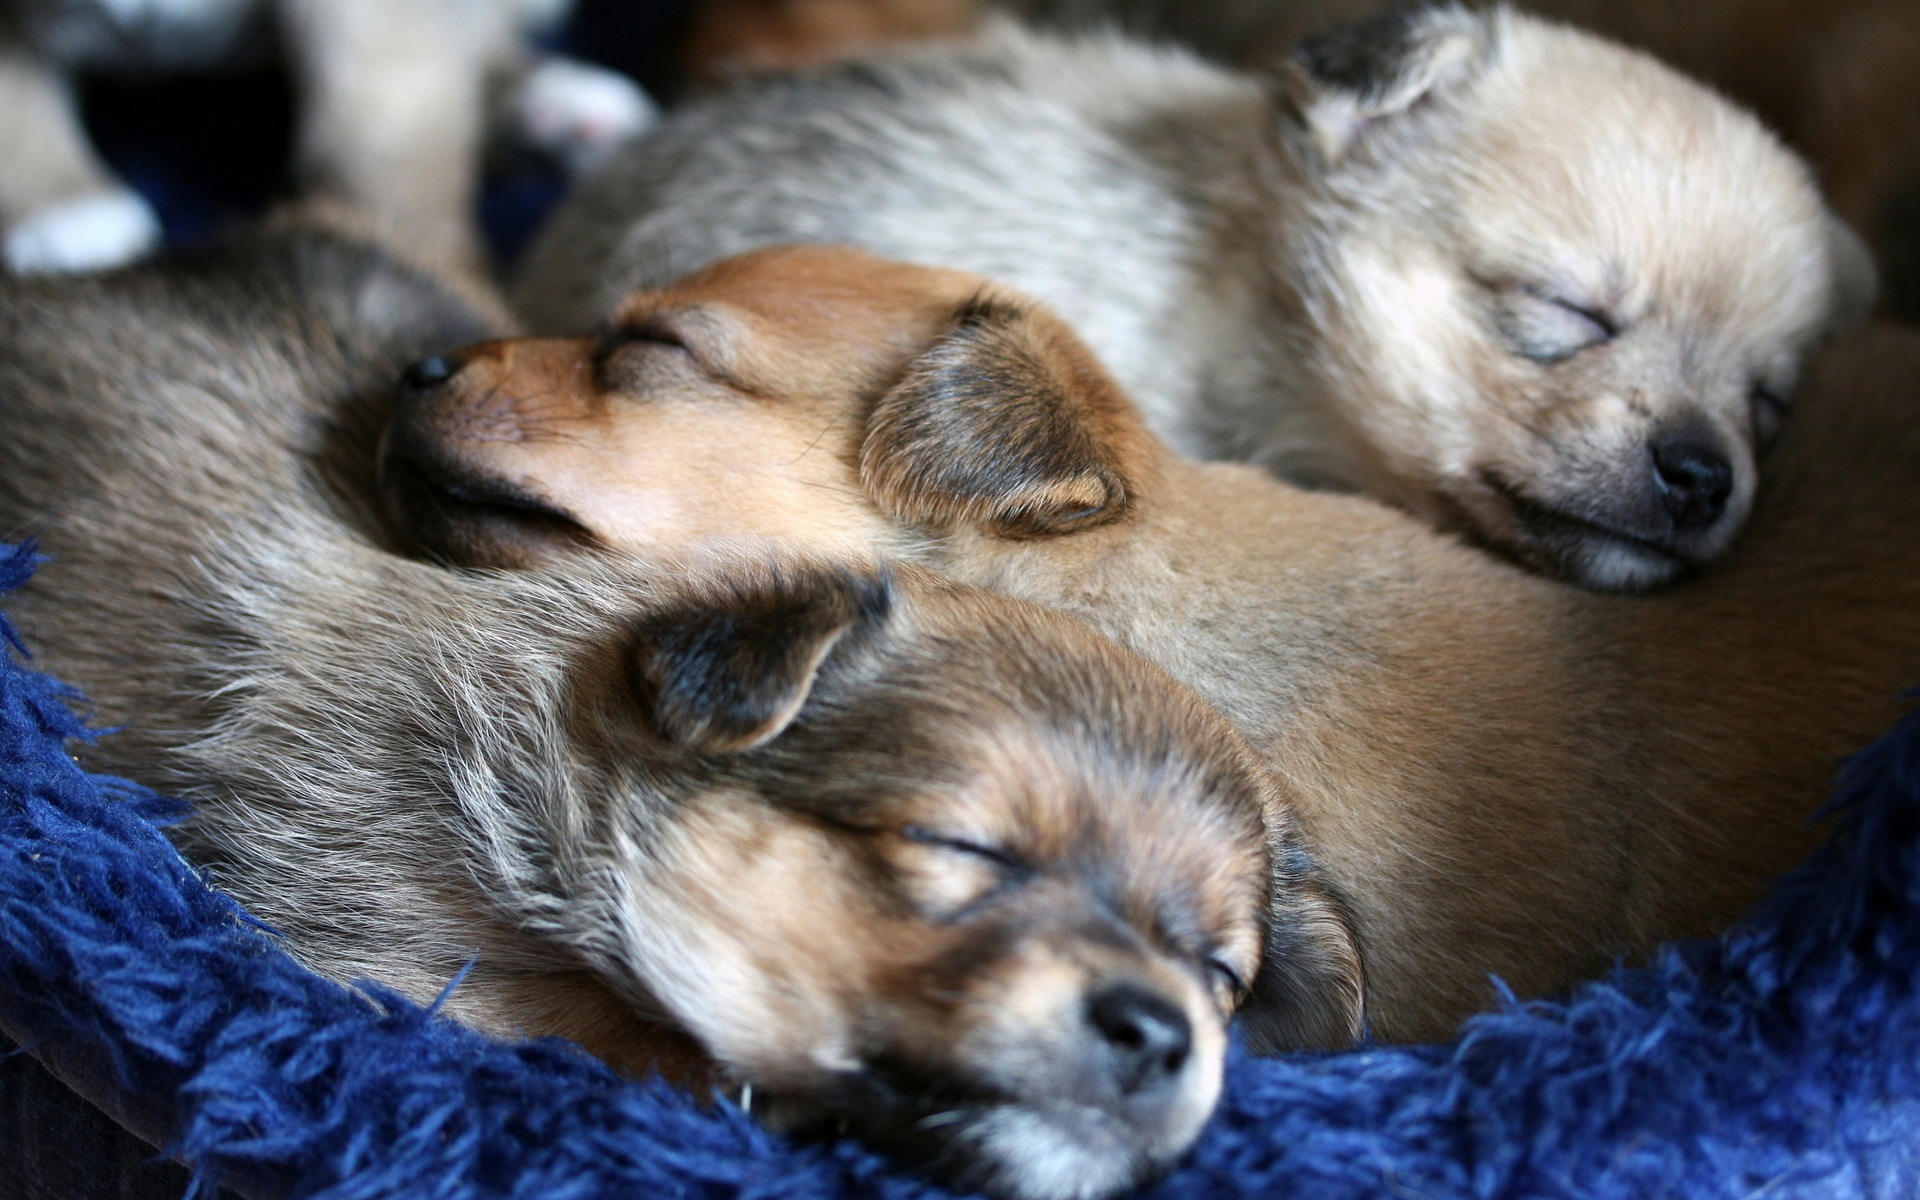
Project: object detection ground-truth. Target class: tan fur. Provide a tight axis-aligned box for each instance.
[1008,0,1920,315]
[517,9,1871,592]
[0,230,1363,1200]
[392,245,1920,1041]
[275,0,497,272]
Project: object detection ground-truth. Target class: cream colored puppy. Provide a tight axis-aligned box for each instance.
[517,5,1874,590]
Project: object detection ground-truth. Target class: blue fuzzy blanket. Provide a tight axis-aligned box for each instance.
[1,535,1917,1199]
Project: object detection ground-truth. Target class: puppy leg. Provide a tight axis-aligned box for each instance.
[491,51,656,177]
[275,0,493,275]
[0,52,161,275]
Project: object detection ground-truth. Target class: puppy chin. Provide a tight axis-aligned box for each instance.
[1546,532,1690,593]
[957,1103,1157,1200]
[1442,475,1699,593]
[758,1079,1189,1200]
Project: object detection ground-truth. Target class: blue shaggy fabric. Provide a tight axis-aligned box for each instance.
[2,536,1918,1199]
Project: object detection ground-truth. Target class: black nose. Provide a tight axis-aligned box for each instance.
[1088,984,1191,1095]
[399,355,461,392]
[1650,439,1733,530]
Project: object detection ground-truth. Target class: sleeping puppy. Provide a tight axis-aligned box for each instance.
[394,245,1920,1041]
[513,4,1876,592]
[0,230,1361,1200]
[0,0,653,275]
[1000,0,1920,322]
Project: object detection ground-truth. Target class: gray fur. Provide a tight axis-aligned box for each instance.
[0,231,1340,1199]
[514,9,1866,591]
[0,232,636,1011]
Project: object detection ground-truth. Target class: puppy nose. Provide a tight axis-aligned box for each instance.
[399,355,463,393]
[1087,983,1191,1095]
[1650,439,1733,529]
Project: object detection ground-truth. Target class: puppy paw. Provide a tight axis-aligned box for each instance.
[4,189,163,276]
[507,58,656,176]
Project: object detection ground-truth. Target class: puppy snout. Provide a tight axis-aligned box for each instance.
[1650,438,1734,530]
[1087,983,1191,1096]
[399,354,464,393]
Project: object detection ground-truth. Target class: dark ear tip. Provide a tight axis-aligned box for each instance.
[628,562,895,754]
[1290,2,1487,92]
[1293,4,1425,91]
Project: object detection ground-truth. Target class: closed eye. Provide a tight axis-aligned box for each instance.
[598,316,692,357]
[898,825,1033,920]
[592,315,700,391]
[1497,286,1619,364]
[1204,955,1247,1001]
[902,826,1026,873]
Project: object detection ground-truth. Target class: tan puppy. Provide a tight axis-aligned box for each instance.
[388,246,1920,1041]
[0,230,1367,1200]
[518,7,1876,592]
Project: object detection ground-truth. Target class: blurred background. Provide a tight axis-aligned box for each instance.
[73,0,690,267]
[65,0,1919,318]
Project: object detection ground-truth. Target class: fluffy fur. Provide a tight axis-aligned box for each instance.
[401,245,1920,1041]
[1004,0,1920,321]
[513,5,1874,590]
[0,229,1376,1200]
[5,532,1920,1196]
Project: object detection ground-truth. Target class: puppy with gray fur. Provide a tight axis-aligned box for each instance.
[0,228,1364,1200]
[515,4,1875,591]
[401,244,1920,1041]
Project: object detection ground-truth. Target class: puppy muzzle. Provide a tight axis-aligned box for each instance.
[752,976,1222,1200]
[380,358,598,566]
[1471,427,1750,592]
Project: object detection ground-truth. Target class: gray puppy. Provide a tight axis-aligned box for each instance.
[515,4,1875,591]
[0,228,1358,1200]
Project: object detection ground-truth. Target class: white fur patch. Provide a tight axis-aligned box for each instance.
[4,189,162,275]
[510,59,656,176]
[1569,537,1680,592]
[967,1106,1138,1200]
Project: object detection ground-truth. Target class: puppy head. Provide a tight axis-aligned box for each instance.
[379,246,1154,567]
[570,560,1360,1200]
[1275,4,1876,590]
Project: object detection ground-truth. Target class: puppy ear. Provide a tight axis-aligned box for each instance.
[1280,4,1498,165]
[1823,212,1879,333]
[1238,837,1366,1054]
[630,565,892,754]
[860,295,1149,539]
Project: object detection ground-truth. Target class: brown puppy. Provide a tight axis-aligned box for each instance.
[0,231,1362,1200]
[385,245,1920,1042]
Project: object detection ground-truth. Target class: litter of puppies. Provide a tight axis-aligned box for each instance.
[1,2,1917,1197]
